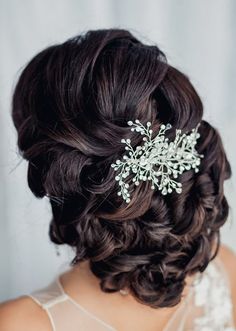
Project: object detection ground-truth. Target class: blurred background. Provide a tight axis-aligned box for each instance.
[0,0,235,301]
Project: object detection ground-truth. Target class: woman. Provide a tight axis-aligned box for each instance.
[1,28,236,330]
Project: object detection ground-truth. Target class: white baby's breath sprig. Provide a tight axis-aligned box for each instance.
[111,120,203,203]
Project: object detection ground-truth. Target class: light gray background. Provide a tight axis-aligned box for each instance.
[0,0,235,301]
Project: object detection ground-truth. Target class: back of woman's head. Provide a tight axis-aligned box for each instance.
[12,28,231,308]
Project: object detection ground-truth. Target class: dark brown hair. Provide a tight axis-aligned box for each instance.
[11,29,231,308]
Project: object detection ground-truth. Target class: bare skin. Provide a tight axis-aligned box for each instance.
[0,244,235,331]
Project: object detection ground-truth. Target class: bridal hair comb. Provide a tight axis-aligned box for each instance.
[111,120,203,203]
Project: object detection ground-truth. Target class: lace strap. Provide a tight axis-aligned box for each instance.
[27,294,57,331]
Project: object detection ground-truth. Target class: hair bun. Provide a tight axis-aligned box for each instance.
[12,28,231,308]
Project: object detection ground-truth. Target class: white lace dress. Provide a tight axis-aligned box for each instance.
[27,257,235,331]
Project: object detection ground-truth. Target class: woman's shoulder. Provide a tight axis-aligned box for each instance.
[217,243,236,285]
[216,243,236,325]
[217,242,236,266]
[0,295,52,331]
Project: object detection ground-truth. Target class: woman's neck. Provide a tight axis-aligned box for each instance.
[58,260,196,331]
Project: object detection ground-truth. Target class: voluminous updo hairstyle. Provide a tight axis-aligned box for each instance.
[12,29,231,308]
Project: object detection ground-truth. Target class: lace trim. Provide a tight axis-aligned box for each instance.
[193,259,236,331]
